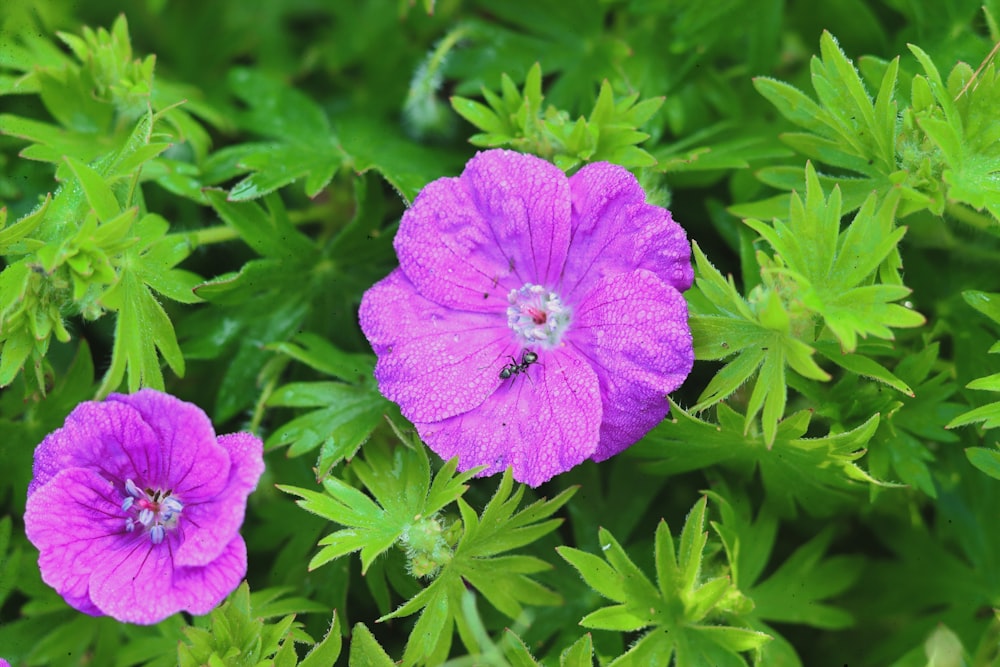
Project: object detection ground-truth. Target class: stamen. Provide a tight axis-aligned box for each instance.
[120,480,184,544]
[507,283,571,347]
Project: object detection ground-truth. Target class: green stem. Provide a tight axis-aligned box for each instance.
[173,203,336,247]
[426,25,470,79]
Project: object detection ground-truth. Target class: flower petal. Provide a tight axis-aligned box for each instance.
[568,270,693,461]
[109,390,231,502]
[418,348,602,486]
[24,468,130,616]
[170,535,248,617]
[87,538,175,624]
[28,400,161,497]
[562,162,693,299]
[87,529,246,624]
[360,269,515,423]
[395,149,571,311]
[174,433,263,567]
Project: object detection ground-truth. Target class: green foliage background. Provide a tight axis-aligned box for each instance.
[1,0,1000,665]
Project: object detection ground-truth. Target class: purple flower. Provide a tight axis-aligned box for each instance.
[360,149,693,486]
[24,389,264,625]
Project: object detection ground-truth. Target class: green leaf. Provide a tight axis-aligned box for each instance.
[747,164,922,353]
[963,290,1000,326]
[98,265,184,394]
[203,189,316,260]
[677,497,709,596]
[923,624,968,667]
[578,605,647,632]
[348,624,396,667]
[226,68,345,200]
[266,332,375,383]
[559,633,595,667]
[813,341,914,396]
[370,469,570,664]
[281,441,475,574]
[265,381,387,468]
[748,527,862,628]
[0,197,48,254]
[636,402,885,516]
[561,498,759,666]
[452,95,510,136]
[502,629,543,667]
[966,447,1000,481]
[753,77,828,135]
[334,114,463,202]
[298,612,343,667]
[64,156,121,222]
[555,547,626,602]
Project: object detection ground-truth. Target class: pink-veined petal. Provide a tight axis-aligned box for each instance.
[28,401,161,497]
[360,269,517,423]
[174,433,263,567]
[87,530,245,624]
[562,162,692,299]
[109,390,231,503]
[170,536,247,617]
[568,270,693,461]
[395,150,571,311]
[418,348,602,487]
[24,468,130,616]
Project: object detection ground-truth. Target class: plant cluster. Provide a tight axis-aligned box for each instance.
[1,1,1000,665]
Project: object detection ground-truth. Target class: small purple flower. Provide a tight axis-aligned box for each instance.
[24,389,264,625]
[360,149,693,486]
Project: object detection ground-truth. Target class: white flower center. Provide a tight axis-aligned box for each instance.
[506,283,571,347]
[121,478,184,544]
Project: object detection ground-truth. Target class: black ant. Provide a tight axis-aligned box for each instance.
[498,351,538,380]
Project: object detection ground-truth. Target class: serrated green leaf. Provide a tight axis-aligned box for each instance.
[451,96,509,135]
[298,611,342,667]
[64,156,121,222]
[678,496,709,595]
[266,333,375,383]
[0,197,48,254]
[966,447,1000,480]
[334,114,462,202]
[579,604,648,632]
[225,69,344,200]
[692,625,773,652]
[749,527,862,628]
[503,629,542,667]
[401,580,454,665]
[348,623,396,667]
[204,189,317,260]
[557,546,627,602]
[97,269,185,394]
[814,341,913,395]
[692,345,766,411]
[753,77,827,134]
[637,402,885,515]
[560,633,594,667]
[963,290,1000,325]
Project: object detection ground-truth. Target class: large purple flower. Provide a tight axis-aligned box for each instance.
[24,389,264,624]
[360,150,693,486]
